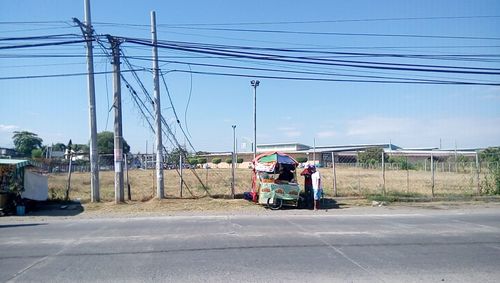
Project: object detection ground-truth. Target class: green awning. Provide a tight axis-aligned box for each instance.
[0,159,31,169]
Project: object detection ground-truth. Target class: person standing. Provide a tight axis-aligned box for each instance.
[311,165,322,210]
[300,165,314,209]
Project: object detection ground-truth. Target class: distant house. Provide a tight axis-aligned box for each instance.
[0,147,17,158]
[64,149,88,161]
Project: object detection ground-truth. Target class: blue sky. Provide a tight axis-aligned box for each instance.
[1,0,499,153]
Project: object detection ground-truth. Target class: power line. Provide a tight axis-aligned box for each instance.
[127,56,481,84]
[163,26,500,41]
[0,68,146,80]
[166,69,500,86]
[123,38,500,75]
[0,33,81,41]
[0,39,89,50]
[92,15,500,28]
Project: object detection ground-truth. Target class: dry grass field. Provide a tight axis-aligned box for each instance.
[49,166,485,207]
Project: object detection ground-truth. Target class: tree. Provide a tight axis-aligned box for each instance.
[12,131,43,157]
[388,156,414,170]
[358,147,387,165]
[167,147,188,164]
[197,157,207,164]
[52,143,66,151]
[31,148,43,158]
[237,158,244,164]
[73,144,90,153]
[96,131,130,154]
[225,158,233,164]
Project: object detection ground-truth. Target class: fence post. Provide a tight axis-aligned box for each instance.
[356,150,361,193]
[206,166,209,189]
[179,154,183,198]
[476,152,481,195]
[406,155,410,194]
[431,153,435,197]
[125,153,131,201]
[382,151,386,196]
[332,152,337,197]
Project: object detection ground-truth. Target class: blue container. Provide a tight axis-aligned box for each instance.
[16,205,25,216]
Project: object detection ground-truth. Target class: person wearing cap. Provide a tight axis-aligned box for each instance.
[311,165,322,210]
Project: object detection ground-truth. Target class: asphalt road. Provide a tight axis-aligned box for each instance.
[1,207,499,282]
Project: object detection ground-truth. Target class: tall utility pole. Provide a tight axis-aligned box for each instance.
[83,0,99,202]
[151,11,164,199]
[251,80,260,160]
[108,36,124,203]
[231,125,236,198]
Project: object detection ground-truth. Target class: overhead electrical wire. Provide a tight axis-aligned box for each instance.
[91,15,500,27]
[0,68,146,80]
[127,56,480,84]
[165,69,500,86]
[165,26,500,41]
[122,38,500,76]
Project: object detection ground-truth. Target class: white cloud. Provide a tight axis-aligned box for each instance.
[317,131,336,138]
[278,127,302,138]
[346,117,417,136]
[481,94,500,101]
[0,124,18,132]
[345,116,500,148]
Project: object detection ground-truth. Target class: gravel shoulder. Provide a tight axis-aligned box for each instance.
[1,197,499,223]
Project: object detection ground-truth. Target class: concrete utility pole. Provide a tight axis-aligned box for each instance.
[151,11,164,199]
[251,80,260,160]
[83,0,100,202]
[108,36,124,203]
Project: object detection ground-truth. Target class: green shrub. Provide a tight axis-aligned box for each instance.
[358,148,386,164]
[480,147,500,195]
[31,148,43,158]
[388,156,415,170]
[225,158,233,164]
[188,158,198,166]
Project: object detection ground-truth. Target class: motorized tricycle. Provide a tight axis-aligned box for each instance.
[251,152,301,210]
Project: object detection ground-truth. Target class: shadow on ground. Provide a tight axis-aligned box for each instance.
[24,201,84,217]
[0,223,48,228]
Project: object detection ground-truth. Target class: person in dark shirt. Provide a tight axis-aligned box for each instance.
[300,165,314,209]
[278,167,294,182]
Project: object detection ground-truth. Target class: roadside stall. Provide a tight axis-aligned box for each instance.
[0,159,48,215]
[251,152,301,210]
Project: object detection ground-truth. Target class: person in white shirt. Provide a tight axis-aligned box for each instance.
[311,165,322,210]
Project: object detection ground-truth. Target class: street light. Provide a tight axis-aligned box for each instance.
[231,125,236,199]
[251,80,260,160]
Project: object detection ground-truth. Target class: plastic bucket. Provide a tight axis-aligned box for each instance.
[16,205,25,216]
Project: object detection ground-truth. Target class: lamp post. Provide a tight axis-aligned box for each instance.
[231,125,236,198]
[251,80,260,160]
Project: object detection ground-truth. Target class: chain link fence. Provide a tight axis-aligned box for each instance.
[42,150,500,201]
[320,151,500,198]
